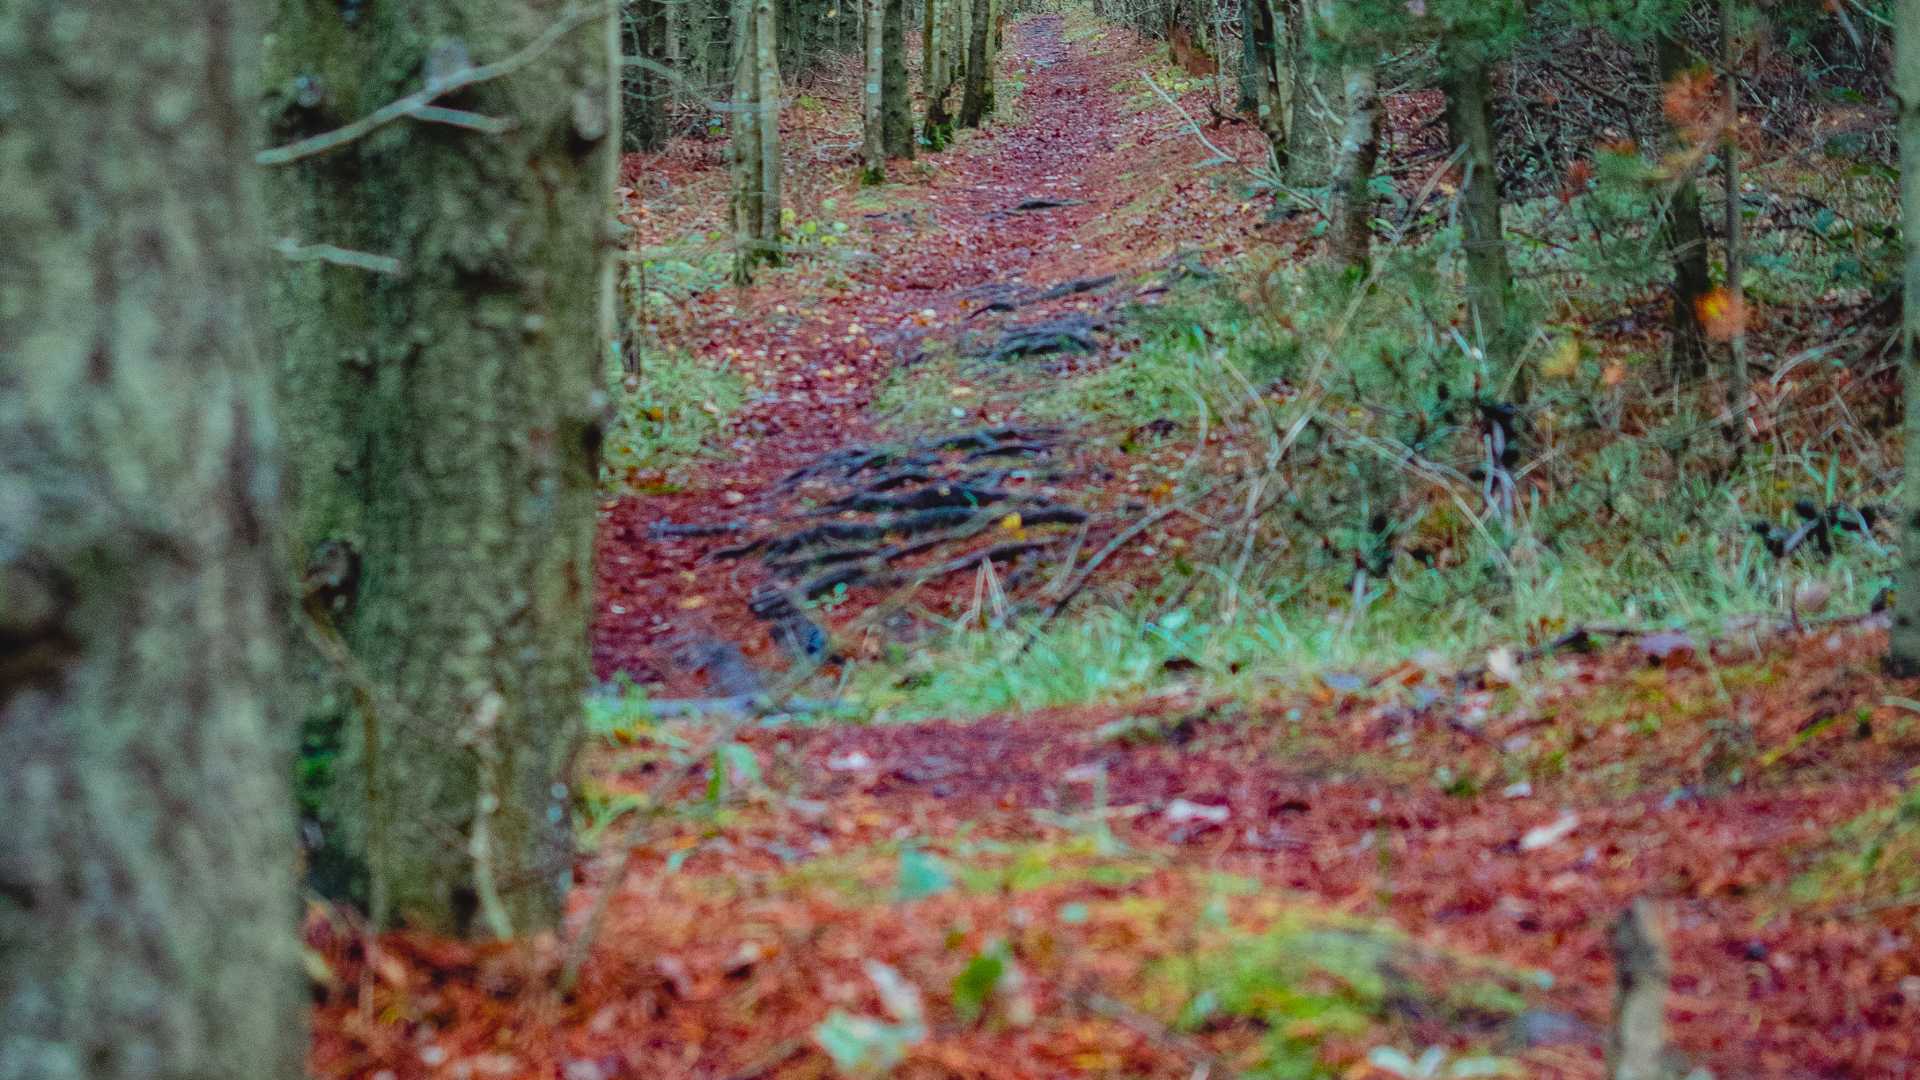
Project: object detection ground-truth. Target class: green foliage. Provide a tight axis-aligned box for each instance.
[950,939,1014,1024]
[844,174,1896,721]
[601,346,746,483]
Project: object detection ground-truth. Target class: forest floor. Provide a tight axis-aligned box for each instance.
[312,13,1920,1080]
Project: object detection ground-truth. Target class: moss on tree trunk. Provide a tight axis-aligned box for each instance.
[0,0,303,1075]
[262,0,618,935]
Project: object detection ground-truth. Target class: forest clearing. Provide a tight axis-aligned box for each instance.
[9,0,1920,1078]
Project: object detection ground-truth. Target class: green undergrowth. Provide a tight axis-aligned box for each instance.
[838,177,1898,723]
[602,345,745,484]
[1791,783,1920,911]
[718,828,1538,1076]
[1145,905,1531,1080]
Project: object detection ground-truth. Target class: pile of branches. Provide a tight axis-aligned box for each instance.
[700,426,1094,643]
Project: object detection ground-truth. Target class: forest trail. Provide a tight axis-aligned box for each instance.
[594,13,1272,689]
[311,15,1920,1080]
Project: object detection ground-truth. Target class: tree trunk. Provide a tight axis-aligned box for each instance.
[1890,0,1920,674]
[1238,0,1261,113]
[0,1,302,1077]
[959,0,994,127]
[1654,31,1712,378]
[755,0,782,247]
[1286,0,1340,185]
[733,0,766,276]
[1328,50,1381,272]
[261,0,617,935]
[1720,0,1749,450]
[1440,43,1520,390]
[862,0,888,181]
[624,0,671,151]
[924,0,958,148]
[883,0,916,159]
[1247,0,1290,171]
[729,0,783,278]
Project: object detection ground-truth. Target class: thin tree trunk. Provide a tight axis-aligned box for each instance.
[862,0,888,181]
[959,0,994,127]
[1248,0,1290,171]
[1721,0,1749,450]
[755,0,782,246]
[924,0,958,148]
[1238,0,1262,113]
[0,1,302,1077]
[1655,31,1712,378]
[1328,49,1381,271]
[1441,42,1520,391]
[262,0,617,934]
[1287,0,1340,185]
[926,0,947,99]
[624,0,671,151]
[732,0,764,278]
[884,0,915,158]
[1889,0,1920,673]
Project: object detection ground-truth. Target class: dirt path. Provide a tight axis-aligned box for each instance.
[594,15,1270,693]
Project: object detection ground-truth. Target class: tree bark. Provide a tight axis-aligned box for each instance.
[624,0,671,151]
[754,0,782,247]
[924,0,958,148]
[1238,0,1262,113]
[862,0,888,181]
[0,0,303,1076]
[733,0,766,275]
[883,0,916,159]
[1246,0,1290,170]
[959,0,994,127]
[1440,42,1520,390]
[1286,0,1340,185]
[729,0,783,278]
[1328,49,1381,272]
[1654,31,1711,378]
[1890,0,1920,673]
[262,0,617,935]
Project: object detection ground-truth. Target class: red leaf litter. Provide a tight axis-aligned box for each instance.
[311,15,1920,1080]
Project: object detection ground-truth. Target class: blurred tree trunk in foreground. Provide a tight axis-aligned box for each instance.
[0,0,303,1075]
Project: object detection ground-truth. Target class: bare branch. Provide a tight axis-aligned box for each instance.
[272,237,403,276]
[256,3,608,167]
